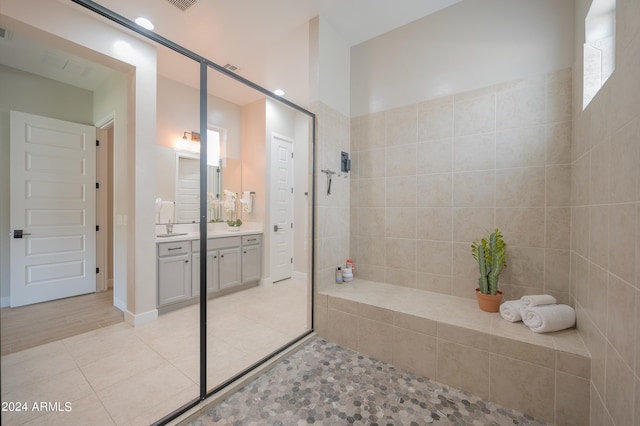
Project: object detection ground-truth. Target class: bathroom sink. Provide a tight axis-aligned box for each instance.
[156,233,188,238]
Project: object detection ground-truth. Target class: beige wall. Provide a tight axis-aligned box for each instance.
[571,0,640,425]
[350,69,572,302]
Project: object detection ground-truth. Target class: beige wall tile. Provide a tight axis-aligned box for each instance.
[571,206,589,258]
[490,336,554,367]
[637,288,640,378]
[496,167,545,207]
[437,340,490,399]
[453,170,495,207]
[418,96,454,141]
[453,133,495,172]
[489,354,555,422]
[589,205,609,269]
[392,328,437,378]
[358,148,386,178]
[452,242,478,279]
[384,268,416,288]
[385,238,416,270]
[545,207,571,250]
[589,382,606,426]
[386,144,417,177]
[545,249,570,293]
[417,207,452,241]
[546,164,572,207]
[606,274,636,369]
[358,208,386,237]
[545,122,572,165]
[546,77,572,124]
[357,303,394,324]
[454,88,496,137]
[582,316,607,397]
[393,311,437,336]
[605,343,635,426]
[452,207,494,243]
[571,154,590,206]
[328,296,358,315]
[417,173,452,207]
[314,294,329,338]
[360,112,387,150]
[386,105,417,147]
[588,263,609,335]
[357,317,393,363]
[589,140,610,205]
[358,178,386,207]
[416,240,452,276]
[496,126,546,169]
[555,372,590,426]
[502,246,544,288]
[417,138,453,174]
[609,116,639,203]
[497,83,546,130]
[437,323,489,351]
[358,235,385,266]
[609,203,637,284]
[556,351,591,379]
[327,309,358,350]
[415,273,452,294]
[356,264,385,282]
[495,208,545,248]
[451,277,478,299]
[385,207,417,239]
[387,176,417,207]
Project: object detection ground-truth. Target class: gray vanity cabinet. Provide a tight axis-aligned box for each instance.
[219,247,242,290]
[191,249,219,296]
[157,241,191,307]
[241,234,262,284]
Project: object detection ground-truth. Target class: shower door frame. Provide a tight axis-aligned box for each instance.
[70,1,316,424]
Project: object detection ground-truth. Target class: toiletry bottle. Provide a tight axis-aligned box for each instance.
[336,267,343,283]
[342,265,353,282]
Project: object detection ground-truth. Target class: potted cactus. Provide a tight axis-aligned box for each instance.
[471,229,507,312]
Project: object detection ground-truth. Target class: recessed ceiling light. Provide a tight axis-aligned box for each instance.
[134,17,154,30]
[274,89,285,96]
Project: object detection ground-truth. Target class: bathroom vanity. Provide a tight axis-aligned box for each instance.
[156,231,262,310]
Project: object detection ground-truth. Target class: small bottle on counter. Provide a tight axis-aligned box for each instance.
[342,266,353,282]
[336,267,343,283]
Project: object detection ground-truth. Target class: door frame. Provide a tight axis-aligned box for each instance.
[95,115,113,292]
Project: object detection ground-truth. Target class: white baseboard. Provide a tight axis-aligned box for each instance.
[125,308,158,327]
[292,271,307,280]
[0,296,9,308]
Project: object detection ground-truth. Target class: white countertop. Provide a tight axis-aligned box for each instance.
[155,228,262,243]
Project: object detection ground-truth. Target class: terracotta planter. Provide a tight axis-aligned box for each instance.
[475,288,503,312]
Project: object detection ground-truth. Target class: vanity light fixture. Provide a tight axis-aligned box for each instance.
[134,17,154,30]
[175,131,201,153]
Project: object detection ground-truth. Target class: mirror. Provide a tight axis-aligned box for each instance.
[155,70,244,223]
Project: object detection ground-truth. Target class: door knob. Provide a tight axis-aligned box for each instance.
[273,225,283,232]
[13,230,31,239]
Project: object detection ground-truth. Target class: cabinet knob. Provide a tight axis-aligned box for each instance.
[185,260,189,263]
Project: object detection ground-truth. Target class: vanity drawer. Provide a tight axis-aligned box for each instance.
[242,234,261,245]
[192,236,241,252]
[158,241,190,257]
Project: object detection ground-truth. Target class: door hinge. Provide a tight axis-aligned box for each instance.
[96,182,100,189]
[291,152,294,158]
[291,187,293,194]
[291,257,293,263]
[96,225,99,231]
[96,267,100,274]
[291,222,293,229]
[96,140,100,147]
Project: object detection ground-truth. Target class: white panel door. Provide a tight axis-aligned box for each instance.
[175,155,199,223]
[10,111,97,307]
[270,134,294,283]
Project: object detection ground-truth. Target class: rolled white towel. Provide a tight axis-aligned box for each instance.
[522,304,576,333]
[520,294,557,308]
[500,300,524,322]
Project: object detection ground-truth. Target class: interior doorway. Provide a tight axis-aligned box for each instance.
[96,121,114,293]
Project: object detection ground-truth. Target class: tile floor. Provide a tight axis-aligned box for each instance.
[0,278,309,426]
[187,338,552,426]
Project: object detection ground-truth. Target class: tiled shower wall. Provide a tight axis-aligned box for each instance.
[349,69,572,303]
[313,102,351,292]
[570,2,640,424]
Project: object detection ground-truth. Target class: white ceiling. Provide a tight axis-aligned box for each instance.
[0,0,462,106]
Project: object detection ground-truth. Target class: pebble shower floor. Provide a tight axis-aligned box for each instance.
[187,338,551,426]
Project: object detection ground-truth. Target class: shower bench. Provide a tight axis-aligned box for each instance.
[315,279,590,425]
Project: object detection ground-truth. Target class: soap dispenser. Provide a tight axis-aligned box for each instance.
[336,267,343,283]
